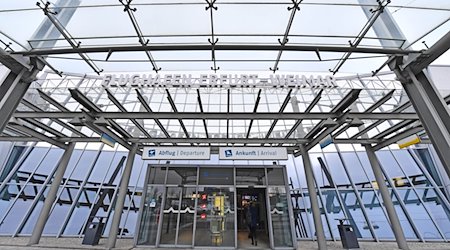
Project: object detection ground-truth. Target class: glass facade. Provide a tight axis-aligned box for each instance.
[0,141,449,242]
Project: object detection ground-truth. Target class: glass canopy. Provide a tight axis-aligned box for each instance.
[0,0,449,74]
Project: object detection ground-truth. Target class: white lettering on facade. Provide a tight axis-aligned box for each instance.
[101,74,338,89]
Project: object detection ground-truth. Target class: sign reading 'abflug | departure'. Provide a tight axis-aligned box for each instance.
[142,147,211,160]
[219,147,288,160]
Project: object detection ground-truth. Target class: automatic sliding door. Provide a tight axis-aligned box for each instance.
[159,186,196,246]
[268,186,294,248]
[177,187,196,245]
[194,187,235,247]
[160,187,180,245]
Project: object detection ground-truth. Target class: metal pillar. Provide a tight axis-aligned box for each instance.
[0,69,32,133]
[300,145,327,250]
[106,143,138,249]
[391,66,450,179]
[364,145,409,250]
[360,0,450,179]
[0,0,80,134]
[28,142,75,245]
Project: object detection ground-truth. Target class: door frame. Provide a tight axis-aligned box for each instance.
[135,164,295,249]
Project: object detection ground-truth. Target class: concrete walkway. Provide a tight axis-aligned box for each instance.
[0,237,449,250]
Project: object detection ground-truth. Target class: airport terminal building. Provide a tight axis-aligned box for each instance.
[0,1,450,249]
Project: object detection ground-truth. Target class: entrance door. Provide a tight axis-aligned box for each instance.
[237,188,270,249]
[194,186,235,247]
[159,186,196,247]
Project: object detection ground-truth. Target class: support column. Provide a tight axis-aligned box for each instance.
[28,142,75,245]
[106,143,138,249]
[299,145,327,250]
[364,145,409,250]
[392,67,450,179]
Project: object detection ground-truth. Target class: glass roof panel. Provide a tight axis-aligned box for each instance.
[290,4,374,38]
[389,8,450,44]
[133,5,211,36]
[0,1,449,76]
[214,4,290,35]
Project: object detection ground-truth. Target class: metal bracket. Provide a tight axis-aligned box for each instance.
[36,1,58,15]
[370,0,390,13]
[288,0,302,11]
[278,38,289,46]
[315,49,322,61]
[0,39,12,51]
[205,0,218,11]
[119,0,137,12]
[208,38,219,46]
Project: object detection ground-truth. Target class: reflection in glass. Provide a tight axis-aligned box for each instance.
[268,186,293,247]
[266,168,284,185]
[137,186,164,245]
[177,187,196,246]
[337,190,380,239]
[166,167,197,185]
[199,168,233,185]
[236,168,265,186]
[160,187,180,245]
[356,189,393,239]
[148,167,166,185]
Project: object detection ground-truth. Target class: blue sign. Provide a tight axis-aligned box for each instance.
[224,150,233,157]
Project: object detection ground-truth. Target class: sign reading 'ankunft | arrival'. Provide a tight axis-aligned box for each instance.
[219,147,288,160]
[102,74,337,89]
[142,147,211,160]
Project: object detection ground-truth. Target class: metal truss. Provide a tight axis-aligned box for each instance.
[2,85,426,151]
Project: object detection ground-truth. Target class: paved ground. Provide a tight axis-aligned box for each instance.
[0,237,448,250]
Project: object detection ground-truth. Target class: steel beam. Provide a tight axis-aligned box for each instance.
[299,145,327,250]
[107,143,138,249]
[20,98,86,137]
[15,44,416,57]
[105,89,152,138]
[7,123,66,148]
[135,89,170,138]
[410,31,450,73]
[0,69,29,133]
[0,136,383,145]
[270,0,302,72]
[197,89,209,138]
[373,120,416,139]
[373,126,423,151]
[11,111,419,120]
[166,89,190,138]
[246,89,262,139]
[330,0,390,74]
[364,89,395,113]
[119,0,160,72]
[364,145,409,250]
[390,63,450,177]
[28,142,75,245]
[265,89,292,139]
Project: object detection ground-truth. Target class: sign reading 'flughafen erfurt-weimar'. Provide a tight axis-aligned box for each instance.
[102,74,337,89]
